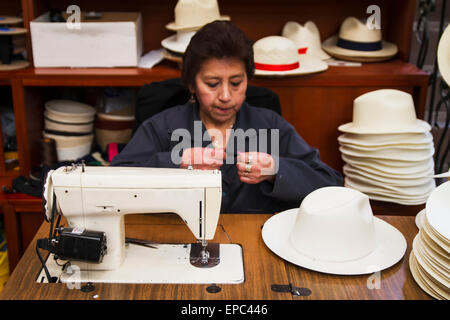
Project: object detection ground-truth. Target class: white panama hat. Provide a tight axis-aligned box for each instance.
[339,89,431,134]
[161,30,196,54]
[262,186,407,275]
[437,24,450,86]
[322,17,398,62]
[282,21,331,60]
[44,100,96,124]
[344,162,434,179]
[253,36,328,77]
[166,0,230,31]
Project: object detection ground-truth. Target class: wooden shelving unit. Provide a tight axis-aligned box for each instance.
[0,0,429,272]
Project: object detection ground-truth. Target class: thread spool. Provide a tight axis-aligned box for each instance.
[41,137,58,167]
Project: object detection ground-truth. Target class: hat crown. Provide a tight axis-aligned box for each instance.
[339,17,381,43]
[253,36,299,65]
[282,21,322,48]
[289,187,376,262]
[174,0,222,28]
[353,89,418,132]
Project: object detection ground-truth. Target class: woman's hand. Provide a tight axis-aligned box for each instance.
[236,152,276,184]
[180,147,226,170]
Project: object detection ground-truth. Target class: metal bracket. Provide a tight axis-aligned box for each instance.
[190,243,220,268]
[271,283,312,297]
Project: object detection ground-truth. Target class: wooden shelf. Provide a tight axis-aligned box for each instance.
[2,59,427,88]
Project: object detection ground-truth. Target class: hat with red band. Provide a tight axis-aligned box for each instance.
[253,36,328,77]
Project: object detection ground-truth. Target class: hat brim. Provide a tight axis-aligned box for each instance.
[341,154,435,172]
[338,119,431,134]
[339,145,434,162]
[409,251,449,300]
[415,209,426,229]
[161,34,190,54]
[322,35,398,61]
[343,164,433,187]
[255,54,328,77]
[343,162,434,179]
[0,60,30,71]
[425,181,450,241]
[262,208,406,275]
[437,25,450,86]
[344,176,435,197]
[338,132,433,147]
[165,15,230,31]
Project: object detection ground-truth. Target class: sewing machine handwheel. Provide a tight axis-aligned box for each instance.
[42,169,55,222]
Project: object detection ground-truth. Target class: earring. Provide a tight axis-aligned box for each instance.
[189,92,196,104]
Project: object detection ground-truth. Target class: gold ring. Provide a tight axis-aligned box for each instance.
[244,163,252,173]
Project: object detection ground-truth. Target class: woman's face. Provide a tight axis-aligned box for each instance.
[193,57,248,126]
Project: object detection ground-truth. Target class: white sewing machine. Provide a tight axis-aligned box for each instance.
[39,164,244,284]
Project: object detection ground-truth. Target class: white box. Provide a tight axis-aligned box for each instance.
[30,12,143,67]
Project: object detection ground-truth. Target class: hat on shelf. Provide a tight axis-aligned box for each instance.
[43,100,96,161]
[322,17,398,62]
[282,21,331,60]
[0,22,30,71]
[262,186,407,275]
[166,0,230,31]
[161,30,196,54]
[409,181,450,300]
[0,16,23,25]
[338,89,431,134]
[437,24,450,86]
[253,36,328,77]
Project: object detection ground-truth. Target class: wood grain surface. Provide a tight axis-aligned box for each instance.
[0,213,432,300]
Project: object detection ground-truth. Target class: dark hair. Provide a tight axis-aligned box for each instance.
[181,20,254,91]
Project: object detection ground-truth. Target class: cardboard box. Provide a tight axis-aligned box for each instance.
[30,12,143,67]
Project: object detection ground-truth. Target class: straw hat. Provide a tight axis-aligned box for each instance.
[166,0,230,31]
[338,89,431,134]
[262,186,406,275]
[322,17,398,62]
[437,24,450,86]
[161,30,196,54]
[282,21,331,60]
[253,36,328,77]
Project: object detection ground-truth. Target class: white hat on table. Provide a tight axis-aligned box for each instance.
[262,186,407,275]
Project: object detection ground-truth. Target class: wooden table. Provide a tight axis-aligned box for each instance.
[0,213,431,300]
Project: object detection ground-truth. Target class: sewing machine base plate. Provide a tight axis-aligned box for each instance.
[37,243,244,284]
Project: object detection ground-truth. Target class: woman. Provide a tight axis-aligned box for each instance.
[111,21,343,213]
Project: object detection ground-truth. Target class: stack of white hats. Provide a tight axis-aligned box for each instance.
[262,186,406,275]
[161,0,229,62]
[43,100,96,161]
[338,89,436,205]
[410,181,450,300]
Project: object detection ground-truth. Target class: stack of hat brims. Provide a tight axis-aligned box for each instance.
[43,100,96,162]
[161,0,230,64]
[409,181,450,300]
[338,89,435,205]
[0,16,30,70]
